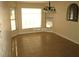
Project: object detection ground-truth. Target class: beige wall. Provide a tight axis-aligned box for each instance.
[10,2,50,37]
[17,2,48,35]
[52,1,79,44]
[9,1,79,44]
[0,2,11,56]
[0,1,79,56]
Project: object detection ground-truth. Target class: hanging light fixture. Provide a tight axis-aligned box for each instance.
[43,1,56,13]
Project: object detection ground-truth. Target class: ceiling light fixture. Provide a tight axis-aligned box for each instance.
[43,1,56,13]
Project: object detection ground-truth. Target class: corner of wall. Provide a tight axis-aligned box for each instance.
[54,31,79,45]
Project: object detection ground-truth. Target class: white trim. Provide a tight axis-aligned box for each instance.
[54,32,79,45]
[11,31,19,38]
[11,29,79,45]
[11,28,53,38]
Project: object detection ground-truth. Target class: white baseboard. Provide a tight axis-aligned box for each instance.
[11,30,79,45]
[54,32,79,45]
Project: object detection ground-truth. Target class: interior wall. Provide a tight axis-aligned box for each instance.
[0,1,78,56]
[10,2,48,37]
[9,1,79,45]
[0,2,11,56]
[52,1,79,44]
[18,2,47,35]
[7,2,19,37]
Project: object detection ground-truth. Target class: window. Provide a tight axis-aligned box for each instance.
[46,13,53,28]
[10,8,16,31]
[21,8,41,29]
[46,20,53,28]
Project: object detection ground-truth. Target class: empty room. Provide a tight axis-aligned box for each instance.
[0,1,79,57]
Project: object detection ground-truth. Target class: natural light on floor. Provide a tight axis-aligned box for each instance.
[21,8,41,29]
